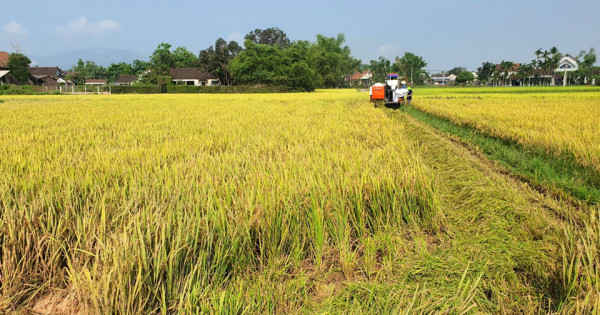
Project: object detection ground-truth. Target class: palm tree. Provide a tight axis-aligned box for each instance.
[491,66,500,87]
[541,50,551,85]
[369,57,391,83]
[530,59,538,86]
[533,48,544,85]
[534,48,543,61]
[499,60,514,86]
[519,63,534,86]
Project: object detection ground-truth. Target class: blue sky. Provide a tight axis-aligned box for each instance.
[2,0,599,71]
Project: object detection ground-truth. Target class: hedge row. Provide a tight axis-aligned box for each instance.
[110,85,162,94]
[0,85,43,95]
[111,85,294,94]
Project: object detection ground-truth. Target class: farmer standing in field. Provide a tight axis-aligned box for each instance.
[407,87,413,105]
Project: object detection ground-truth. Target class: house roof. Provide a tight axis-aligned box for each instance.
[30,67,61,77]
[0,51,9,69]
[0,70,10,78]
[170,68,217,80]
[348,70,370,80]
[85,79,107,84]
[495,63,521,72]
[116,75,137,83]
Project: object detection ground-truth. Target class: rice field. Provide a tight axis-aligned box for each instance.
[0,92,444,313]
[413,87,600,171]
[0,90,598,313]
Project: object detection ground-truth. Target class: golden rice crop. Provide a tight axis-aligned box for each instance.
[413,92,600,170]
[0,91,441,313]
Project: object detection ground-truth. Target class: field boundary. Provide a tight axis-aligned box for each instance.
[398,105,600,206]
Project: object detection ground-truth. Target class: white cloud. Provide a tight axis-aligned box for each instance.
[55,17,120,37]
[378,44,398,55]
[227,32,244,43]
[3,21,27,36]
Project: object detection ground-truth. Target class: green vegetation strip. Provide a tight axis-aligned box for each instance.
[400,105,600,205]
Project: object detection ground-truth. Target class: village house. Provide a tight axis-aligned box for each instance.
[0,51,17,84]
[85,79,107,85]
[29,67,66,86]
[170,68,219,86]
[0,51,8,70]
[555,54,579,86]
[430,73,457,85]
[115,75,137,85]
[346,70,372,87]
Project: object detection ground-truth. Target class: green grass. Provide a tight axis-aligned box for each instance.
[400,105,600,205]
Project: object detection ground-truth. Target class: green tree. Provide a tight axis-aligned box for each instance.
[395,52,427,85]
[171,47,197,68]
[197,38,242,85]
[290,61,318,92]
[477,62,495,85]
[69,59,107,82]
[146,43,197,84]
[575,48,597,84]
[107,62,134,83]
[286,41,319,91]
[369,57,392,83]
[535,47,562,85]
[149,43,173,75]
[131,59,149,75]
[230,40,318,91]
[517,62,535,86]
[499,60,514,86]
[308,33,360,88]
[245,27,291,48]
[447,66,466,76]
[7,53,31,85]
[456,71,475,85]
[231,40,288,86]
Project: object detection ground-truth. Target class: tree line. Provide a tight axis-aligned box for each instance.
[5,30,599,89]
[65,28,360,92]
[474,47,598,86]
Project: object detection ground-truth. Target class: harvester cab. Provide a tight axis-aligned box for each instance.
[369,73,408,108]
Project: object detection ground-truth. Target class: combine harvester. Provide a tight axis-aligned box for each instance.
[369,73,408,108]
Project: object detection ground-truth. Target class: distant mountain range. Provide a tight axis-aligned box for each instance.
[29,48,147,69]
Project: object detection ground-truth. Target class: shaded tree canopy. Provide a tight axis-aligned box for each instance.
[308,33,360,88]
[68,59,107,83]
[456,71,475,84]
[197,38,242,85]
[245,27,291,48]
[171,47,197,68]
[149,43,173,75]
[231,40,318,91]
[7,53,31,85]
[131,59,149,75]
[149,43,197,75]
[477,62,495,83]
[369,56,393,83]
[447,67,467,76]
[395,52,428,85]
[231,33,356,90]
